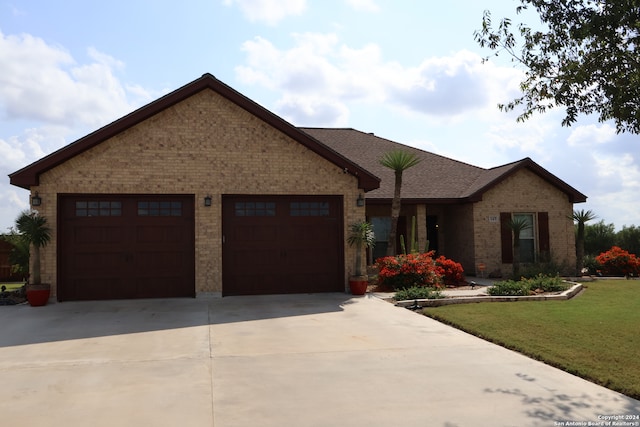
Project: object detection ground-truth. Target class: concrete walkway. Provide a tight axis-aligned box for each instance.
[0,294,638,427]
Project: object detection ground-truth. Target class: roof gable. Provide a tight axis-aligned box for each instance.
[464,158,587,203]
[10,74,379,192]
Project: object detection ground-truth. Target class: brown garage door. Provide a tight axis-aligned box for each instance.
[222,195,344,296]
[58,195,195,301]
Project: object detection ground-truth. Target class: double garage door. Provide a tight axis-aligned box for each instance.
[58,194,343,300]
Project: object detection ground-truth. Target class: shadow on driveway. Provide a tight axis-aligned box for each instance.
[0,292,353,348]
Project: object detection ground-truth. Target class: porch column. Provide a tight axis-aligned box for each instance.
[417,204,428,252]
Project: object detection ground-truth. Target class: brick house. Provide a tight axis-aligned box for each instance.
[9,74,586,301]
[302,128,586,277]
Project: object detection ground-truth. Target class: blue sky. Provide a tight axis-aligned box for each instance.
[1,0,638,232]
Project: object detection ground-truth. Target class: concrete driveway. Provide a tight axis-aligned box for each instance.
[0,294,638,427]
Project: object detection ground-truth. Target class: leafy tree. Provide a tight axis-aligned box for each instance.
[616,225,640,255]
[379,150,421,255]
[573,209,597,274]
[474,1,640,133]
[584,220,617,256]
[0,230,29,279]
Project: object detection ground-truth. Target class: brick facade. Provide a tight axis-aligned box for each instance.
[30,89,365,297]
[472,168,576,277]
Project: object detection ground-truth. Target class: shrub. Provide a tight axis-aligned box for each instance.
[435,255,465,286]
[582,255,601,275]
[487,280,531,296]
[376,252,440,290]
[526,274,568,292]
[595,246,640,277]
[488,274,568,296]
[518,259,571,278]
[393,286,444,301]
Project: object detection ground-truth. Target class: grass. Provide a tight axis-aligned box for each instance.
[1,283,24,291]
[422,279,640,399]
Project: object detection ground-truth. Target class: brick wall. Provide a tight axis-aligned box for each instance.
[31,89,365,297]
[472,168,576,277]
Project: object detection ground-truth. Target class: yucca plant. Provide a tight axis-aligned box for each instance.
[379,150,421,255]
[507,216,531,279]
[15,210,51,285]
[347,221,375,277]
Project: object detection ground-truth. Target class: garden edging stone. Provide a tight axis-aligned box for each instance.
[394,282,583,308]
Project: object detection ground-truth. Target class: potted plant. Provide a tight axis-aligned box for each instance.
[347,220,375,295]
[16,210,52,306]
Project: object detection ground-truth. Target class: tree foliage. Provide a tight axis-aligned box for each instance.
[616,225,640,256]
[474,0,640,133]
[379,150,421,256]
[584,220,618,256]
[573,209,597,274]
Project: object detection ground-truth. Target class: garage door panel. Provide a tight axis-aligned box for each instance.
[75,252,123,272]
[223,195,344,296]
[233,225,278,242]
[59,195,195,301]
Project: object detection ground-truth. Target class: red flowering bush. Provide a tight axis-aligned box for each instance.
[595,246,640,277]
[435,255,465,286]
[376,251,465,290]
[376,251,440,290]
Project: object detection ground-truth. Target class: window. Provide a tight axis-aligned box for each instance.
[289,201,329,216]
[138,201,182,216]
[370,217,391,261]
[76,201,122,217]
[501,212,550,264]
[513,213,535,263]
[235,202,276,217]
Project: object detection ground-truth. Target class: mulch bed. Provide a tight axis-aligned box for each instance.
[0,285,27,305]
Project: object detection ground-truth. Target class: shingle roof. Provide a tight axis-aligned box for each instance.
[301,127,587,203]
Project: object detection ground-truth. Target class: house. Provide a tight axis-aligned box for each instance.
[302,128,586,276]
[9,74,586,301]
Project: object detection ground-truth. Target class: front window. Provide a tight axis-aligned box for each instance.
[370,217,391,261]
[514,213,535,263]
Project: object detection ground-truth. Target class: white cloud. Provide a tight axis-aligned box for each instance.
[236,34,524,127]
[0,30,137,129]
[223,0,307,25]
[567,123,616,147]
[345,0,380,12]
[0,29,152,231]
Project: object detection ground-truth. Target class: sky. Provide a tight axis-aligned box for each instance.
[1,0,638,232]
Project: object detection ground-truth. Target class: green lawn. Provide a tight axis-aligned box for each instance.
[422,279,640,399]
[1,283,24,291]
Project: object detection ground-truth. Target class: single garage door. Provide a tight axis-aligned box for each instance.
[222,195,344,296]
[58,195,195,301]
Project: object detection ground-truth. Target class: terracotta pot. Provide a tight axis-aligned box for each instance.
[26,284,51,307]
[349,277,368,295]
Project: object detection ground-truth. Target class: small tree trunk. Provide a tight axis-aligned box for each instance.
[512,235,521,279]
[576,223,585,275]
[354,244,363,277]
[31,245,41,285]
[387,171,403,256]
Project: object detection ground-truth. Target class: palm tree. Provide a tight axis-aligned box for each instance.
[15,210,51,285]
[507,216,531,279]
[379,150,421,255]
[572,209,597,275]
[347,221,375,278]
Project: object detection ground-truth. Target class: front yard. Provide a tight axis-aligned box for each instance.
[422,279,640,400]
